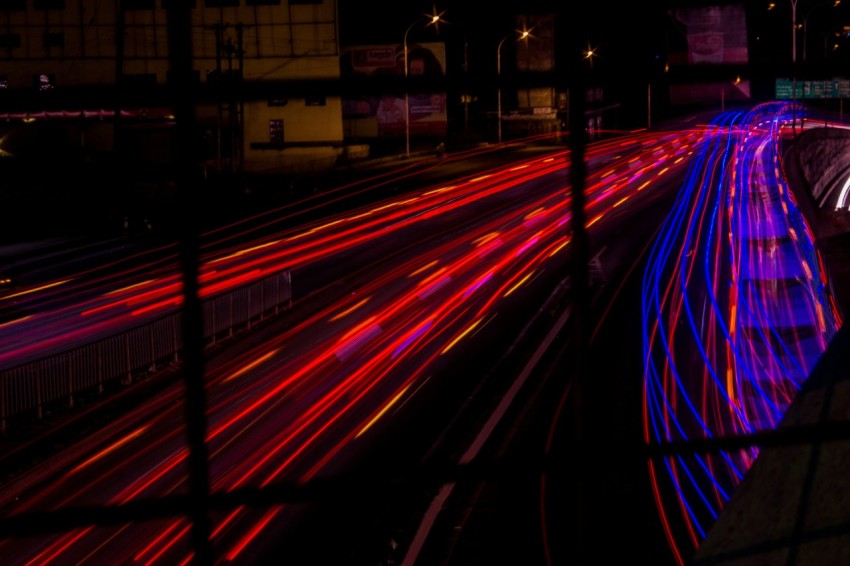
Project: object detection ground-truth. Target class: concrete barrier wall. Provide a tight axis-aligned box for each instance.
[794,127,850,208]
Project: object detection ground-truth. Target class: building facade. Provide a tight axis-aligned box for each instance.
[0,0,342,175]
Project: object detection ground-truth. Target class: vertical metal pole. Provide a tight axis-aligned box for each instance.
[150,325,156,372]
[125,334,132,384]
[214,24,223,174]
[792,0,798,136]
[173,315,180,363]
[98,343,104,394]
[247,288,252,330]
[165,3,213,564]
[463,37,469,132]
[566,7,592,564]
[68,355,74,409]
[1,373,5,434]
[114,0,126,222]
[498,39,503,143]
[237,23,245,175]
[404,28,411,158]
[36,366,42,420]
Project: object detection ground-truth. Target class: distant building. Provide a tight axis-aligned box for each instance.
[0,0,342,176]
[341,42,447,142]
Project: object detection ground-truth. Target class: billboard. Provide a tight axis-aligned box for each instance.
[667,4,750,105]
[341,42,447,139]
[669,4,749,66]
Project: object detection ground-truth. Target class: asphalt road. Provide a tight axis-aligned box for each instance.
[0,133,691,565]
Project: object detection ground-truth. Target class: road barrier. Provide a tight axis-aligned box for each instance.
[0,270,292,432]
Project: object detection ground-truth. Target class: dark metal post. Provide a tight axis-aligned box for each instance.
[165,4,213,564]
[564,6,592,564]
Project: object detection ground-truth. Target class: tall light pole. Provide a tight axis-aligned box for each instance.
[497,29,530,144]
[404,11,443,158]
[790,0,799,134]
[803,0,842,62]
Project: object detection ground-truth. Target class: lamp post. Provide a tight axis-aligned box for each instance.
[803,0,842,62]
[790,0,799,134]
[403,12,442,158]
[497,29,530,144]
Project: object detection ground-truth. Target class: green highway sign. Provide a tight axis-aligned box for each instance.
[776,78,850,99]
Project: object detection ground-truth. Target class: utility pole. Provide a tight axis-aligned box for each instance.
[792,0,799,136]
[206,23,247,177]
[114,0,126,223]
[213,23,223,174]
[463,37,469,132]
[236,23,245,176]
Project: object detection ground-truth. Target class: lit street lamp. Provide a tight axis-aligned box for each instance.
[803,0,842,62]
[497,29,530,144]
[403,10,444,158]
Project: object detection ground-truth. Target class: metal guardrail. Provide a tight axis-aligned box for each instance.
[0,270,292,432]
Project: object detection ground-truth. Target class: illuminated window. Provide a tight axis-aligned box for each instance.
[305,96,326,106]
[0,75,7,89]
[269,119,284,145]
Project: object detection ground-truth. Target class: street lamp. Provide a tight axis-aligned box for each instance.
[787,0,800,134]
[803,0,842,62]
[497,29,530,143]
[403,10,443,158]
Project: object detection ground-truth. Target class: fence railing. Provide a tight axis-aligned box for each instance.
[0,270,292,432]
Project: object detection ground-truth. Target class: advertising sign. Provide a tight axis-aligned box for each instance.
[341,42,447,139]
[669,4,749,65]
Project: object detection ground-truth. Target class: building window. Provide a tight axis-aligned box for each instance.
[0,75,7,89]
[204,0,239,7]
[290,0,322,4]
[247,0,280,4]
[43,32,64,48]
[162,0,197,7]
[34,0,66,9]
[0,34,21,49]
[268,98,288,107]
[119,73,157,87]
[125,0,154,9]
[305,96,326,107]
[269,119,284,145]
[34,73,55,91]
[0,0,27,10]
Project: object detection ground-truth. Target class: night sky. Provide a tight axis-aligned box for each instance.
[337,1,668,79]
